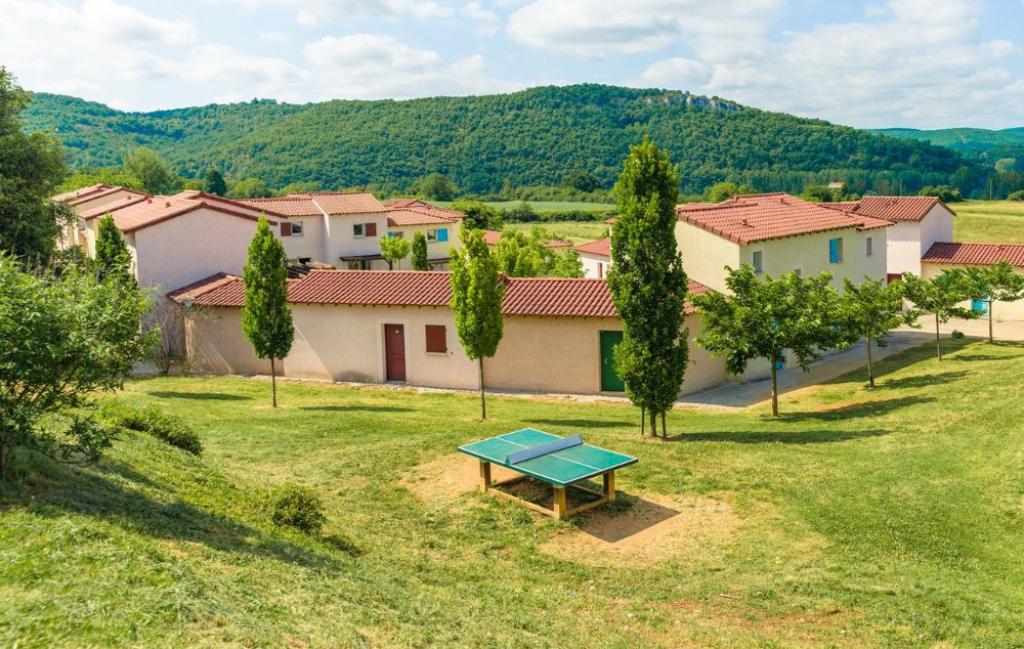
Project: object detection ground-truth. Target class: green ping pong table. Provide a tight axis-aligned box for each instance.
[458,428,637,518]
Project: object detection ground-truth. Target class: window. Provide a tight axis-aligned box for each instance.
[865,236,873,257]
[353,223,364,238]
[425,325,447,353]
[347,259,371,270]
[828,237,843,264]
[752,250,763,274]
[387,231,404,239]
[291,221,304,237]
[427,229,438,242]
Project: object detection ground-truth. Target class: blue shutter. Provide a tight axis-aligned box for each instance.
[972,298,988,315]
[437,228,449,242]
[829,238,839,263]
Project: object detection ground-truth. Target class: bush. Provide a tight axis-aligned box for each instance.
[269,483,326,534]
[1008,190,1024,201]
[951,330,965,339]
[100,402,203,455]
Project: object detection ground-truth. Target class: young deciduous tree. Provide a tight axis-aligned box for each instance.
[123,147,181,195]
[695,267,847,417]
[93,214,134,283]
[901,271,977,361]
[452,200,502,230]
[411,231,429,270]
[607,137,688,437]
[0,255,157,478]
[840,277,914,388]
[380,234,412,270]
[242,217,295,407]
[204,168,227,196]
[450,228,504,419]
[962,262,1024,342]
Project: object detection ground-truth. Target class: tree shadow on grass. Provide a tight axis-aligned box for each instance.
[664,428,891,445]
[0,462,349,569]
[528,418,626,430]
[881,372,968,389]
[149,391,252,401]
[777,395,935,422]
[300,405,413,413]
[953,353,1015,362]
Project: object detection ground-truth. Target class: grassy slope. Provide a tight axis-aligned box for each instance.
[3,340,1024,647]
[953,200,1024,243]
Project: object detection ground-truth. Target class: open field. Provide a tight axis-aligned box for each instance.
[505,220,610,243]
[953,200,1024,243]
[434,200,616,214]
[4,340,1024,647]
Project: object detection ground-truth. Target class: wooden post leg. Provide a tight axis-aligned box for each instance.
[553,486,568,519]
[603,471,616,502]
[479,461,492,490]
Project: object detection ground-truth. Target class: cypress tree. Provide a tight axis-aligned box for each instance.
[607,137,688,437]
[204,168,227,196]
[93,214,133,283]
[411,231,429,270]
[242,217,294,407]
[450,228,505,419]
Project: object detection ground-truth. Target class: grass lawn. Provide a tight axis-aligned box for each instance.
[434,200,616,214]
[505,221,610,243]
[953,200,1024,243]
[4,340,1024,647]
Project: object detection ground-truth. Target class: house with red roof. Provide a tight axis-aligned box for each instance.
[169,270,727,396]
[675,193,891,293]
[822,195,955,279]
[921,242,1024,320]
[575,238,611,278]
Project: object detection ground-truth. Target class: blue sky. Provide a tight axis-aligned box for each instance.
[1,0,1022,128]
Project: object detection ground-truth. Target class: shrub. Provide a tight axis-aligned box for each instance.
[1008,190,1024,201]
[951,330,965,339]
[100,402,203,455]
[269,483,326,534]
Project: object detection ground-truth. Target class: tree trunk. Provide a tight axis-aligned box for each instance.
[640,410,645,437]
[478,357,486,420]
[0,440,9,480]
[661,411,667,439]
[649,409,657,438]
[769,359,779,417]
[935,313,942,361]
[989,301,994,342]
[270,357,278,408]
[387,260,394,271]
[866,334,874,388]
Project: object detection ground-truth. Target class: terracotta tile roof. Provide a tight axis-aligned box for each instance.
[170,271,711,316]
[77,191,150,219]
[237,196,322,216]
[386,208,458,227]
[822,196,952,222]
[384,198,430,208]
[483,230,501,245]
[676,193,891,245]
[820,201,859,211]
[310,191,387,214]
[921,242,1024,268]
[104,195,278,234]
[547,239,573,249]
[575,238,611,258]
[175,191,289,218]
[51,184,112,203]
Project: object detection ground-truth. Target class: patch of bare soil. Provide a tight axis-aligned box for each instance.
[400,453,519,502]
[540,492,739,566]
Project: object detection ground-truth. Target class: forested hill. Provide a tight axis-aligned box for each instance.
[872,127,1024,166]
[24,84,973,195]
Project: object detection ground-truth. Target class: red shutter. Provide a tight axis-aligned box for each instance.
[425,325,447,353]
[365,222,377,237]
[280,222,292,237]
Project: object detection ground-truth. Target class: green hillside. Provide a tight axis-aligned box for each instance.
[873,127,1024,165]
[23,84,971,195]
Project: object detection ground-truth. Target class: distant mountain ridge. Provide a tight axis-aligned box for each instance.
[23,84,972,195]
[872,127,1024,164]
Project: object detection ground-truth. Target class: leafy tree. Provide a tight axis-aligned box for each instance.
[552,248,584,278]
[1008,190,1024,201]
[901,271,978,361]
[412,173,457,201]
[93,214,133,283]
[57,169,145,193]
[380,234,412,270]
[227,177,272,198]
[695,267,847,417]
[0,67,66,263]
[607,137,688,437]
[411,231,429,270]
[449,228,504,419]
[918,185,962,203]
[494,228,543,277]
[452,199,502,230]
[203,168,227,196]
[122,147,180,194]
[564,169,600,192]
[704,181,756,203]
[962,262,1024,342]
[276,181,322,196]
[0,255,156,478]
[242,217,295,407]
[839,277,913,388]
[802,184,841,202]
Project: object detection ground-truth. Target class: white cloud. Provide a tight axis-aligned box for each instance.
[639,57,711,88]
[206,0,457,22]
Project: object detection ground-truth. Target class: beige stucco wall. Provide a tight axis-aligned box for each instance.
[675,221,742,293]
[921,261,1024,321]
[385,221,461,269]
[579,252,609,279]
[70,189,138,216]
[184,304,728,397]
[279,215,326,261]
[324,212,391,263]
[740,227,887,288]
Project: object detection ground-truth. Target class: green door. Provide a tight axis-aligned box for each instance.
[600,331,625,392]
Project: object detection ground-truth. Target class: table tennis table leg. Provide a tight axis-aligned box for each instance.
[553,486,567,518]
[479,461,492,490]
[603,471,616,502]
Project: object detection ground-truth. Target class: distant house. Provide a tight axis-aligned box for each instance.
[575,238,611,279]
[171,270,726,396]
[921,242,1024,320]
[676,193,891,294]
[822,196,954,280]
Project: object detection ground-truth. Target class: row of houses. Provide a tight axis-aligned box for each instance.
[53,185,1024,397]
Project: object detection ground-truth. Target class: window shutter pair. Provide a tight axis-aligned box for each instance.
[425,325,447,353]
[437,228,448,242]
[280,222,292,237]
[365,222,377,237]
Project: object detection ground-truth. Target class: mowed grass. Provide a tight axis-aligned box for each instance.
[953,200,1024,243]
[3,340,1024,647]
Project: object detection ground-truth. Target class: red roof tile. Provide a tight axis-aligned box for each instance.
[575,238,611,257]
[310,191,388,215]
[238,196,322,216]
[822,196,952,222]
[483,230,501,246]
[676,193,890,245]
[77,191,150,219]
[921,242,1024,268]
[175,191,289,218]
[104,196,278,233]
[384,198,431,208]
[171,271,711,317]
[386,208,459,227]
[51,184,112,203]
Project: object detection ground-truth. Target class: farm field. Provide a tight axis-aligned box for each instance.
[952,200,1024,243]
[434,200,616,214]
[3,340,1024,647]
[505,220,609,243]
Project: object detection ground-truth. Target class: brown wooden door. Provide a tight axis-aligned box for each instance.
[384,324,406,381]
